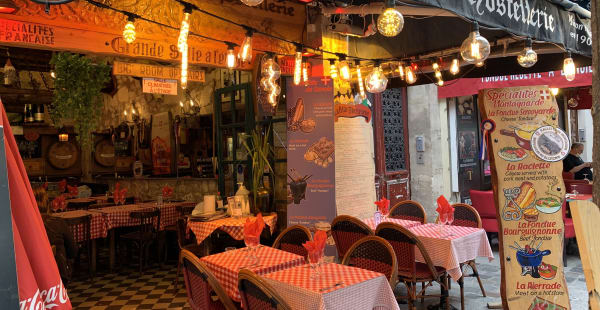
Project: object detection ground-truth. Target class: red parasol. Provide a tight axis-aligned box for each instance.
[1,101,71,309]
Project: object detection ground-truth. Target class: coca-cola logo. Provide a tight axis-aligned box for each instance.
[20,280,69,310]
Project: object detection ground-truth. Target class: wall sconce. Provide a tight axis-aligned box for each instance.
[58,128,68,142]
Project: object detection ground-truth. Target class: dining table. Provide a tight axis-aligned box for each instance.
[263,262,400,310]
[187,213,278,245]
[362,216,422,230]
[200,246,305,302]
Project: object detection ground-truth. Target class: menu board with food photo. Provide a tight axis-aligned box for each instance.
[479,86,571,309]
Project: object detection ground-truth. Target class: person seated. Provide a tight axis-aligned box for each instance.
[563,142,593,181]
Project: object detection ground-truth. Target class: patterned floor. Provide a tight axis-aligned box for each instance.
[67,265,190,310]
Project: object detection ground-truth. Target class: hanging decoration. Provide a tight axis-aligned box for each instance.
[293,45,303,85]
[178,5,192,89]
[260,55,281,107]
[450,58,460,75]
[122,15,136,44]
[302,62,309,86]
[365,62,388,93]
[328,59,338,79]
[337,55,351,81]
[460,21,490,64]
[238,28,254,62]
[377,0,404,37]
[226,42,237,69]
[479,119,495,160]
[563,52,576,81]
[405,63,416,84]
[355,60,366,99]
[517,38,537,68]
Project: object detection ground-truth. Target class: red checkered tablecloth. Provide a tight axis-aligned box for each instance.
[409,223,494,281]
[90,205,156,230]
[137,201,196,230]
[188,214,278,244]
[263,263,399,310]
[51,210,107,242]
[201,246,305,302]
[363,217,421,230]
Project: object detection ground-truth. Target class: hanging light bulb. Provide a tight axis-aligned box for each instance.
[377,0,404,37]
[178,7,191,53]
[365,62,388,93]
[293,45,303,85]
[460,22,490,63]
[396,62,405,79]
[123,110,128,116]
[338,56,351,81]
[131,107,136,115]
[226,42,237,69]
[302,62,309,85]
[517,38,537,68]
[190,99,194,106]
[563,52,576,81]
[180,45,188,89]
[450,58,460,75]
[432,61,442,78]
[122,15,136,44]
[405,64,416,84]
[240,0,264,6]
[328,59,338,79]
[238,28,254,62]
[180,101,184,107]
[437,79,444,86]
[549,88,559,96]
[355,60,366,99]
[261,56,281,81]
[475,61,484,67]
[50,70,56,79]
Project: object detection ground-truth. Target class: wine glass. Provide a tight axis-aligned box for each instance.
[446,212,455,237]
[244,235,260,265]
[308,248,323,279]
[438,212,448,236]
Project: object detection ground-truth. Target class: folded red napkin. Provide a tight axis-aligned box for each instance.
[51,195,66,211]
[244,213,265,238]
[436,195,454,215]
[375,197,390,215]
[304,230,327,262]
[162,185,173,198]
[58,179,67,193]
[67,185,78,198]
[42,182,48,190]
[113,183,127,205]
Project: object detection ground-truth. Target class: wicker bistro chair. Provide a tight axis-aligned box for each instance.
[63,214,93,280]
[175,217,205,289]
[119,208,161,274]
[331,215,374,260]
[181,249,237,310]
[389,200,427,224]
[238,268,292,310]
[341,236,398,286]
[375,223,452,310]
[272,225,312,259]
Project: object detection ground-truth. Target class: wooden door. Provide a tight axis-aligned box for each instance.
[373,88,410,206]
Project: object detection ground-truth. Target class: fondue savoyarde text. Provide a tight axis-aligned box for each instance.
[479,86,570,310]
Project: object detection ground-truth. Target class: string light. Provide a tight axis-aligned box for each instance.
[450,58,460,75]
[131,107,136,115]
[355,60,366,99]
[475,61,484,67]
[365,62,388,93]
[396,62,405,79]
[405,64,416,84]
[238,28,254,62]
[179,101,184,107]
[338,55,351,81]
[261,55,281,106]
[549,88,559,96]
[517,38,537,68]
[302,62,309,85]
[178,6,192,89]
[460,22,490,63]
[329,59,338,79]
[190,99,194,106]
[563,52,576,81]
[122,15,136,44]
[432,61,441,78]
[50,70,56,78]
[226,42,237,69]
[377,0,404,37]
[123,110,128,116]
[437,79,444,86]
[180,45,188,88]
[293,45,302,85]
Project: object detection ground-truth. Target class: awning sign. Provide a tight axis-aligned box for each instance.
[113,61,205,82]
[142,78,178,95]
[415,0,592,56]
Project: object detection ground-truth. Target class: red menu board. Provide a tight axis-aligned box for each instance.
[479,86,571,309]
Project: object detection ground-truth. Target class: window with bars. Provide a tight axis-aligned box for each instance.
[381,88,406,172]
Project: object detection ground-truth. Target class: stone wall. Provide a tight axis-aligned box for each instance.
[103,177,217,202]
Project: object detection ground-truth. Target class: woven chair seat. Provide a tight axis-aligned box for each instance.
[279,243,307,258]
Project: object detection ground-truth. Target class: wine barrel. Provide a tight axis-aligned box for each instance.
[47,141,79,169]
[94,139,115,167]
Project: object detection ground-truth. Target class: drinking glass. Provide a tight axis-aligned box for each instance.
[244,235,260,265]
[308,249,323,279]
[438,212,448,236]
[446,213,454,237]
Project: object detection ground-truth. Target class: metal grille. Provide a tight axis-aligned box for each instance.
[382,89,406,172]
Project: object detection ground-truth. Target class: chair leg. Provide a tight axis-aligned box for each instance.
[421,282,425,303]
[469,261,486,297]
[87,242,93,281]
[445,275,451,310]
[139,242,144,275]
[174,251,182,290]
[407,282,416,310]
[458,276,465,310]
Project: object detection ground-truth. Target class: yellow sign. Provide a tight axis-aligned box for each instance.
[113,61,205,82]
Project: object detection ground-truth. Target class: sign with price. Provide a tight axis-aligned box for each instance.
[479,86,571,309]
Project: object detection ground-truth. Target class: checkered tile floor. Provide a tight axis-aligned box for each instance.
[67,265,190,309]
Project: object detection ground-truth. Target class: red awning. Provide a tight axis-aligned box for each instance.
[1,101,72,309]
[438,66,592,99]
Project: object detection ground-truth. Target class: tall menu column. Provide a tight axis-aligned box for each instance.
[479,86,571,309]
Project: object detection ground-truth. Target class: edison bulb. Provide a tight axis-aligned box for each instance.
[432,62,439,71]
[356,65,366,99]
[338,61,351,81]
[377,8,404,37]
[329,60,338,79]
[123,20,136,44]
[517,47,537,68]
[405,66,416,84]
[50,70,56,78]
[563,55,576,81]
[293,52,302,85]
[435,71,442,78]
[302,62,309,84]
[450,59,460,75]
[365,66,388,93]
[475,61,484,67]
[178,12,190,52]
[460,24,490,63]
[549,88,559,96]
[240,0,264,6]
[397,62,404,79]
[238,34,252,62]
[437,79,444,86]
[261,58,281,80]
[226,47,236,69]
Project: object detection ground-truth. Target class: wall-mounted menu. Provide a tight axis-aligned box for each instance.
[479,86,571,309]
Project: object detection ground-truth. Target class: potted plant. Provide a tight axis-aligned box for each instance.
[49,52,111,179]
[241,125,274,214]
